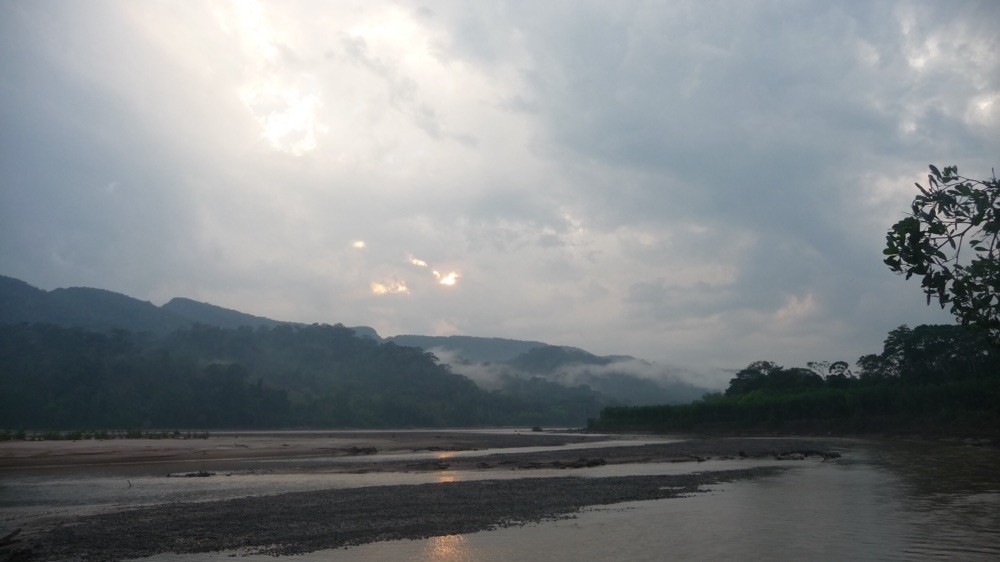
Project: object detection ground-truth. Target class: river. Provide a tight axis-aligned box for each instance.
[254,438,1000,561]
[2,434,998,560]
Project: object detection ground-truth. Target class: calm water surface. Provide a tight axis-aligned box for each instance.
[3,436,998,561]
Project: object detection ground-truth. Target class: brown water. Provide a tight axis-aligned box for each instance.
[3,436,998,561]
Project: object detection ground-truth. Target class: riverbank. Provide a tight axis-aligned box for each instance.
[590,377,1000,442]
[0,430,598,472]
[1,432,844,561]
[590,421,1000,444]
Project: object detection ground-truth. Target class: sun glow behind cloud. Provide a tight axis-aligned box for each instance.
[226,0,325,155]
[410,255,460,287]
[369,254,460,297]
[434,270,460,286]
[371,280,409,295]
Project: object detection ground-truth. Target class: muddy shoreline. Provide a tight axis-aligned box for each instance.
[1,433,844,561]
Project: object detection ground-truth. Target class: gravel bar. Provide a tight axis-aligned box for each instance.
[21,468,782,561]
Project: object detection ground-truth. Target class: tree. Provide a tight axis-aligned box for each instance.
[878,323,1000,383]
[883,164,1000,342]
[856,353,893,381]
[725,360,779,396]
[808,360,854,388]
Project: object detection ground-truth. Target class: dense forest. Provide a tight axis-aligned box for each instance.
[0,322,607,430]
[592,324,1000,436]
[0,274,710,431]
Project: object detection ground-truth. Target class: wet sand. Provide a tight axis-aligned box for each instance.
[0,432,842,561]
[0,430,600,473]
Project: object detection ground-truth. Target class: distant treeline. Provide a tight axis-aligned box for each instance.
[0,323,603,430]
[592,324,1000,436]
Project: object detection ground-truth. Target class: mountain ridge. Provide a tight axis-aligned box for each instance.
[1,275,594,359]
[0,274,713,404]
[161,297,289,330]
[0,274,376,338]
[386,334,550,363]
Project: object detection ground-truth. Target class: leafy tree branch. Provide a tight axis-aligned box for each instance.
[883,164,1000,343]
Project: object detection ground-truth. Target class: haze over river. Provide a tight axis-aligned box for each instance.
[1,432,997,561]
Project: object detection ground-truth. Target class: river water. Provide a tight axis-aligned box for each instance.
[2,435,998,561]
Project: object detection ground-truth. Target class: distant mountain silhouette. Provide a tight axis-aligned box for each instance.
[387,335,548,363]
[506,345,614,373]
[0,275,62,323]
[0,276,189,333]
[0,275,376,337]
[161,297,287,330]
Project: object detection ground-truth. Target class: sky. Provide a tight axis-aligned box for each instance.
[1,1,998,385]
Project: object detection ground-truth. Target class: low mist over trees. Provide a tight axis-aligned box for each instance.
[393,337,710,406]
[593,323,1000,435]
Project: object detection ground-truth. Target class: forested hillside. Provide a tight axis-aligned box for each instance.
[0,275,709,427]
[0,323,606,429]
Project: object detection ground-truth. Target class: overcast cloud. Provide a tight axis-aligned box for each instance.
[2,1,997,385]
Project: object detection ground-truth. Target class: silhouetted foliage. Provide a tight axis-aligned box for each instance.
[884,164,1000,343]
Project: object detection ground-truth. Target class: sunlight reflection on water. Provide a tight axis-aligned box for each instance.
[264,451,1000,562]
[426,535,474,562]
